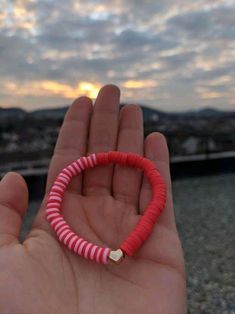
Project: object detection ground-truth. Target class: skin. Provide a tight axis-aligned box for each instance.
[0,85,187,314]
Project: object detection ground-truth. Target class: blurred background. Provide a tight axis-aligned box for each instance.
[0,0,235,313]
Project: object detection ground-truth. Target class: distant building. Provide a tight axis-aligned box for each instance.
[182,137,199,154]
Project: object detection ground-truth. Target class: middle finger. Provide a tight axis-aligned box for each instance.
[82,85,120,196]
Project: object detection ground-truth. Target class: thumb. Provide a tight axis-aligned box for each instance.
[0,172,28,247]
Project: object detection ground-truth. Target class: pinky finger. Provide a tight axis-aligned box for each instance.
[139,132,177,231]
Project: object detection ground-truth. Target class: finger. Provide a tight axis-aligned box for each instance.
[0,172,28,247]
[139,132,177,231]
[45,96,93,194]
[113,104,144,209]
[31,97,92,234]
[83,84,120,196]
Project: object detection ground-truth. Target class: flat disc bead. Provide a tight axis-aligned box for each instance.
[45,151,166,264]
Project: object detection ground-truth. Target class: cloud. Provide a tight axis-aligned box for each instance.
[0,0,234,111]
[168,10,211,38]
[167,4,235,40]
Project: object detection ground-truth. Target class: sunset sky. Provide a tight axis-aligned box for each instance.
[0,0,234,111]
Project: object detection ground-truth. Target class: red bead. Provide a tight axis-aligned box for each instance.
[46,151,166,263]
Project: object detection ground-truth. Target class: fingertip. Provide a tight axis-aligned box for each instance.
[72,96,93,106]
[0,172,29,217]
[119,104,144,131]
[93,84,120,114]
[146,131,167,144]
[70,96,93,112]
[120,103,142,115]
[99,84,120,97]
[145,132,169,163]
[65,96,93,121]
[1,171,28,194]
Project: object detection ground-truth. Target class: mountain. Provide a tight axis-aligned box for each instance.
[0,107,26,122]
[0,107,25,117]
[0,105,234,122]
[29,107,67,119]
[196,108,234,117]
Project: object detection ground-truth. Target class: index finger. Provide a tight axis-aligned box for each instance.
[45,96,93,194]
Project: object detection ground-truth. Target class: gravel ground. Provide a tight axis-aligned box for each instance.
[21,173,235,314]
[173,174,235,314]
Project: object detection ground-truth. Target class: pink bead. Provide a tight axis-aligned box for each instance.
[77,158,85,170]
[46,151,166,264]
[74,238,84,253]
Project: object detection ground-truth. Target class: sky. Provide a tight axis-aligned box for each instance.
[0,0,235,112]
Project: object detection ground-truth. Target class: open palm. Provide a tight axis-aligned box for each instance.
[0,85,187,314]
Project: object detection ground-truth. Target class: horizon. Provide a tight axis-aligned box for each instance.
[1,103,234,115]
[0,1,234,112]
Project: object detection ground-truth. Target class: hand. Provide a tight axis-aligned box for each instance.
[0,85,187,314]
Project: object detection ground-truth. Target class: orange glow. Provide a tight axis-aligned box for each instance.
[0,12,6,23]
[123,80,156,89]
[4,80,101,99]
[205,76,232,86]
[194,58,214,71]
[78,82,101,99]
[196,86,225,99]
[200,92,224,99]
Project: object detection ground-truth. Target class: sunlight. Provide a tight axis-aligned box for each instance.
[123,80,156,89]
[205,76,232,86]
[200,92,224,99]
[78,82,101,99]
[4,80,101,100]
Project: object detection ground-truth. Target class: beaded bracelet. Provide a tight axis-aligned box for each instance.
[45,151,166,264]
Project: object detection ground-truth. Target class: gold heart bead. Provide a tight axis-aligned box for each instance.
[108,249,124,264]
